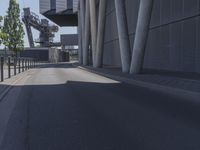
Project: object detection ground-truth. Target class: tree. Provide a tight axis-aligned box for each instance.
[0,16,5,45]
[2,0,24,55]
[0,16,7,46]
[0,16,3,45]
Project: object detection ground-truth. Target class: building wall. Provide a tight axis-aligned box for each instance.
[73,0,78,13]
[20,48,49,61]
[56,0,73,13]
[103,0,200,73]
[39,0,51,13]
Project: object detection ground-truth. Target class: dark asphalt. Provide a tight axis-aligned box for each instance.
[1,63,200,150]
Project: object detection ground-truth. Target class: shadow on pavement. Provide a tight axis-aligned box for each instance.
[0,79,200,150]
[38,63,77,69]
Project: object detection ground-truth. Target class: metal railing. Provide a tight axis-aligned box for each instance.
[0,56,40,82]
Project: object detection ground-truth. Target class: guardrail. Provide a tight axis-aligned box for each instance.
[0,56,40,82]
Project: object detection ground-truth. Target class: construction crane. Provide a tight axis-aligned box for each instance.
[22,8,61,48]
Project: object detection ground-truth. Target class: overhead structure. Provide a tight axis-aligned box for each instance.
[22,8,60,48]
[39,0,78,26]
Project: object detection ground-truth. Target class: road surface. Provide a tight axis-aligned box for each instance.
[0,63,200,150]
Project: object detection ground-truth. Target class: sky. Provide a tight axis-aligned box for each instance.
[0,0,77,48]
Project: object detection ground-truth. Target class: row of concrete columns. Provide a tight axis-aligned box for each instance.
[79,0,107,68]
[78,0,154,74]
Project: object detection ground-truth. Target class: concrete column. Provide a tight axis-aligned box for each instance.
[95,0,107,68]
[83,0,90,65]
[80,0,85,64]
[130,0,154,74]
[78,9,83,64]
[115,0,131,73]
[89,0,97,67]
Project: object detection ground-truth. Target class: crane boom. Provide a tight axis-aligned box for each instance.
[22,8,60,48]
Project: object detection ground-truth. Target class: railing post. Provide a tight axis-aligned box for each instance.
[31,59,33,68]
[28,59,30,69]
[1,56,4,82]
[22,58,24,72]
[29,59,31,69]
[25,59,27,70]
[34,59,35,68]
[8,56,11,78]
[14,57,17,75]
[18,58,21,73]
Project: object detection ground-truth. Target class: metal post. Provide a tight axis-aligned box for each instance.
[14,57,17,75]
[30,59,33,68]
[25,58,28,70]
[29,59,30,69]
[18,58,21,73]
[83,0,90,66]
[8,57,11,78]
[33,59,35,68]
[30,59,32,69]
[115,0,131,73]
[1,57,4,82]
[130,0,154,74]
[95,0,107,68]
[28,59,29,69]
[24,59,26,71]
[22,58,24,72]
[89,0,97,66]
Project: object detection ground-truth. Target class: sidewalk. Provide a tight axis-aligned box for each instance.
[73,63,200,100]
[0,69,32,101]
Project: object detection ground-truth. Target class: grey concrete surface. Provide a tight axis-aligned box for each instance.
[0,63,200,150]
[89,0,97,66]
[130,0,154,74]
[83,0,90,66]
[114,0,131,73]
[95,0,107,68]
[78,10,83,64]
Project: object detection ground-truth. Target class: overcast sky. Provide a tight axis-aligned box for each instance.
[0,0,77,48]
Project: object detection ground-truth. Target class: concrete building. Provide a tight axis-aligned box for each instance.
[40,0,78,26]
[40,0,200,74]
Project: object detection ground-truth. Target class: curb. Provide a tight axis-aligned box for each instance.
[73,63,200,101]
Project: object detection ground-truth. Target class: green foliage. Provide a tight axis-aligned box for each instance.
[0,16,4,45]
[2,0,25,54]
[0,16,2,45]
[0,16,8,46]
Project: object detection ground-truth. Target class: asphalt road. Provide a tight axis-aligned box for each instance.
[0,63,200,150]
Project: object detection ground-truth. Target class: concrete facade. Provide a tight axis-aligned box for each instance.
[20,48,49,61]
[60,34,78,46]
[39,0,77,26]
[40,0,200,74]
[104,0,200,74]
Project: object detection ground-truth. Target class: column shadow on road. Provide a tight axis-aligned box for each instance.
[0,80,200,150]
